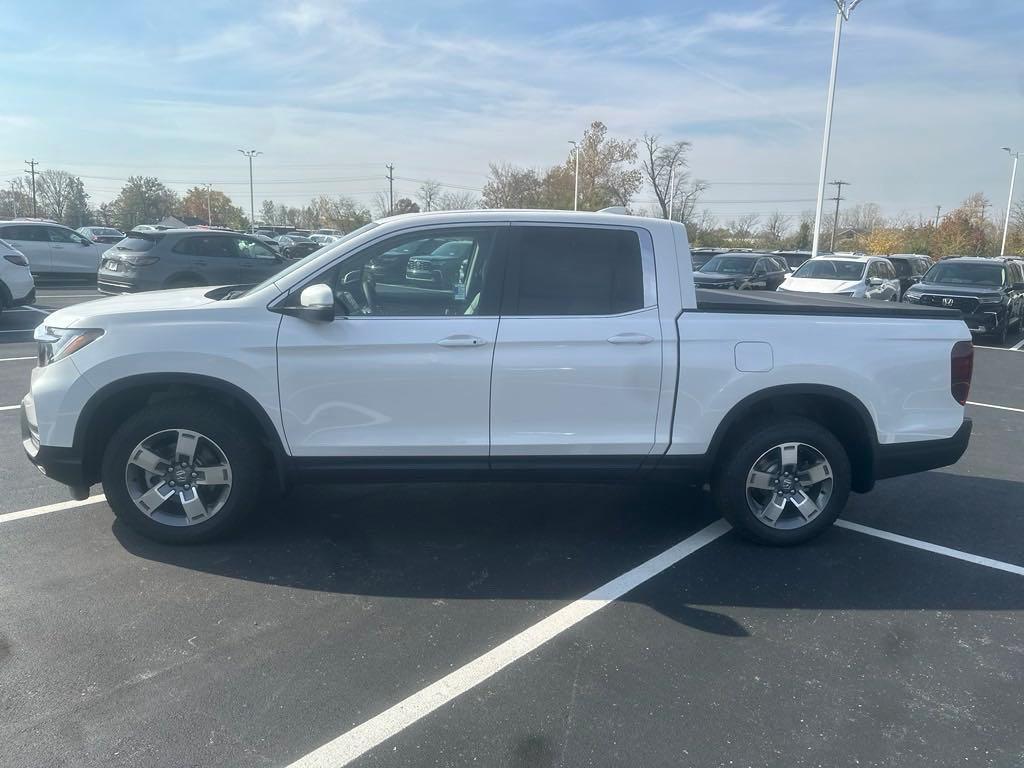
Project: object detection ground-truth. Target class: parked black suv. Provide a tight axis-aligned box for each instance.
[277,234,320,260]
[98,229,287,294]
[902,257,1024,343]
[693,252,789,291]
[886,254,932,298]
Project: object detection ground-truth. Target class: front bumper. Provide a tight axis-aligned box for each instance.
[874,418,972,481]
[21,395,89,488]
[962,309,1005,335]
[12,286,36,306]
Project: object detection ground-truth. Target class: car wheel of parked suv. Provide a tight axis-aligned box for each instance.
[712,418,851,545]
[101,401,263,543]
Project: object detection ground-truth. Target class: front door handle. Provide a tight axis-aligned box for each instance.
[607,333,654,344]
[437,334,488,347]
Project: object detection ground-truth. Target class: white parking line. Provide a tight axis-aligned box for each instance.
[0,329,34,334]
[0,356,34,362]
[7,306,49,314]
[0,495,106,524]
[0,404,21,411]
[967,401,1024,414]
[1013,338,1024,351]
[973,345,1020,352]
[836,520,1024,577]
[286,519,732,768]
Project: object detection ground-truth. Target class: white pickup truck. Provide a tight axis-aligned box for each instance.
[21,210,973,545]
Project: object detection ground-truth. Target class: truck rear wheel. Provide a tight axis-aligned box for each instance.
[712,418,851,545]
[101,400,263,544]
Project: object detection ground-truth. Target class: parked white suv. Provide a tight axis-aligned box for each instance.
[0,220,110,278]
[0,238,36,314]
[21,211,973,545]
[778,255,901,300]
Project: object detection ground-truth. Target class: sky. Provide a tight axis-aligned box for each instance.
[1,0,1023,226]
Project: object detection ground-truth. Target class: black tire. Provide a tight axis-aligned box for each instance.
[993,321,1008,346]
[711,418,851,546]
[101,400,264,544]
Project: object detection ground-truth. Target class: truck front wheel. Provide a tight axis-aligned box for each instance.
[712,418,851,545]
[101,400,263,544]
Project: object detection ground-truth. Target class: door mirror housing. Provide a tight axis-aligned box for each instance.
[867,277,884,287]
[278,283,335,322]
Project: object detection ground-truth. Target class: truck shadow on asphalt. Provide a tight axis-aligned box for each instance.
[112,471,1024,638]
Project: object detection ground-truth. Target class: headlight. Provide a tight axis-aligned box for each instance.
[903,292,921,303]
[33,326,104,366]
[978,295,1003,305]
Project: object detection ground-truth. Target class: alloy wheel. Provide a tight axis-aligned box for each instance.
[745,442,834,530]
[124,429,233,527]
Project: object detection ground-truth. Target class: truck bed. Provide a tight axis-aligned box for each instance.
[694,288,959,320]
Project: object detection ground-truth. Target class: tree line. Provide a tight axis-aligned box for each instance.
[2,119,1021,256]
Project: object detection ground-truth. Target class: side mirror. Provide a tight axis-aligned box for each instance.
[867,277,884,287]
[295,283,335,322]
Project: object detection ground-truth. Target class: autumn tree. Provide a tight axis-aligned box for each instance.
[392,198,420,215]
[933,193,992,257]
[112,176,180,230]
[178,186,248,229]
[568,121,643,210]
[757,211,792,250]
[481,163,543,208]
[0,178,35,218]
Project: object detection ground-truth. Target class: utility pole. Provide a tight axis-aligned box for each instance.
[934,205,942,228]
[385,164,395,216]
[24,159,38,218]
[205,183,213,226]
[828,179,848,251]
[667,165,675,221]
[237,149,261,231]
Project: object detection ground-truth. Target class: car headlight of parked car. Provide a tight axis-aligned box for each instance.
[903,292,921,303]
[978,295,1003,305]
[33,326,104,367]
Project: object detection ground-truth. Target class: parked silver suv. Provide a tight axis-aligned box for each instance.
[97,229,287,294]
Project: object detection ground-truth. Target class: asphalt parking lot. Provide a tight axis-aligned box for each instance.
[1,286,1023,768]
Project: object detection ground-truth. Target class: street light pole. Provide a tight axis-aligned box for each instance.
[237,149,261,232]
[1000,147,1019,256]
[811,0,864,259]
[568,140,580,211]
[205,183,213,226]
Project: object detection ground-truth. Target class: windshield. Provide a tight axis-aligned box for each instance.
[793,260,866,280]
[233,222,380,298]
[699,256,755,274]
[924,262,1004,286]
[888,259,913,277]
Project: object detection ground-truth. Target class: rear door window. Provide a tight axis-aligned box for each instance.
[115,236,158,252]
[504,226,647,316]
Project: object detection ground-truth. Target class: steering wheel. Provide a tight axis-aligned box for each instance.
[340,268,380,314]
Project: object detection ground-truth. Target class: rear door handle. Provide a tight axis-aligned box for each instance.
[607,333,654,344]
[437,334,488,347]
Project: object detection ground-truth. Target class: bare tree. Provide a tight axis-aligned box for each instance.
[37,169,90,226]
[438,190,479,210]
[757,211,792,249]
[416,179,443,212]
[727,214,760,242]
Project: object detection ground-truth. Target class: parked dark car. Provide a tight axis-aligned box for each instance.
[693,252,788,291]
[886,254,932,298]
[902,257,1024,343]
[773,250,817,271]
[366,237,446,282]
[277,235,320,260]
[97,229,286,294]
[77,226,126,245]
[405,240,476,287]
[690,247,731,270]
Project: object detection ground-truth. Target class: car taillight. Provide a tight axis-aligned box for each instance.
[4,252,29,266]
[951,340,973,405]
[123,255,160,266]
